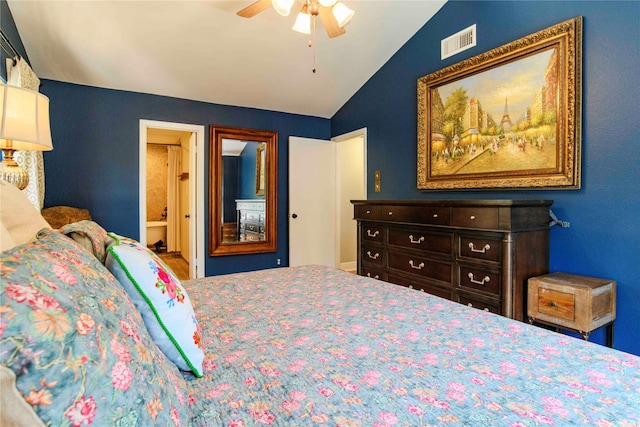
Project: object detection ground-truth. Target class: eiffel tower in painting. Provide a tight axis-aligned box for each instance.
[500,98,513,131]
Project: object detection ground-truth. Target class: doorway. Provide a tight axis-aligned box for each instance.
[139,120,205,279]
[289,128,366,269]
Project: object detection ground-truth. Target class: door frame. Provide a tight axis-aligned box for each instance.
[288,127,367,269]
[332,128,367,270]
[139,120,205,278]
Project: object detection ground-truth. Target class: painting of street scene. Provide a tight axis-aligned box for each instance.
[430,47,558,177]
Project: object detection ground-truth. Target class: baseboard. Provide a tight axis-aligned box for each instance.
[340,261,357,273]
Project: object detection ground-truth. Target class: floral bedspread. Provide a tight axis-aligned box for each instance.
[184,265,640,426]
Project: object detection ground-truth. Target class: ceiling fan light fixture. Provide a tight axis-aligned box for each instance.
[273,0,295,16]
[292,9,311,34]
[318,0,337,7]
[332,2,354,27]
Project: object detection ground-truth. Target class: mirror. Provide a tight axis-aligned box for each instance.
[209,125,277,256]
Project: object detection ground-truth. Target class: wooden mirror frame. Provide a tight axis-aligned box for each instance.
[209,125,277,256]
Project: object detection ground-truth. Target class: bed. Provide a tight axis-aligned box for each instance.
[184,265,640,426]
[1,180,639,426]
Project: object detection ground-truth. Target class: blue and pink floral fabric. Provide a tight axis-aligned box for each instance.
[58,220,111,262]
[0,229,190,426]
[106,233,204,376]
[182,265,640,426]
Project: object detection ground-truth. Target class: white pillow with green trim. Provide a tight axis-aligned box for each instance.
[105,233,204,377]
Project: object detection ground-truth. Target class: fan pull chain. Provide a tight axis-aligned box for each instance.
[309,15,317,73]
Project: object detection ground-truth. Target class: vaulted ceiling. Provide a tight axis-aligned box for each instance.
[8,0,446,118]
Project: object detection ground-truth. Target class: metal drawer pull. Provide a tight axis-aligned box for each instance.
[433,214,438,218]
[550,301,557,307]
[366,273,380,279]
[467,303,490,312]
[469,242,491,253]
[388,211,393,215]
[366,251,380,260]
[409,235,425,244]
[470,215,476,220]
[409,260,425,270]
[366,210,371,214]
[367,230,380,237]
[468,272,490,285]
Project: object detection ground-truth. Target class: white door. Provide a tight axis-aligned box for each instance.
[289,137,336,267]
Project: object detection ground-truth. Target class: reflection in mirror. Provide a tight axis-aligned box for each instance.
[221,140,264,242]
[209,126,277,256]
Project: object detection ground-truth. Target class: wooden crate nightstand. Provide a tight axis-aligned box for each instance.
[527,272,616,347]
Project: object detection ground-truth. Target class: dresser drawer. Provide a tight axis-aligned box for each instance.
[354,205,381,220]
[458,234,502,263]
[458,292,501,314]
[361,244,385,267]
[360,267,386,281]
[388,252,453,285]
[380,205,451,225]
[459,264,501,296]
[387,273,453,299]
[361,223,384,243]
[452,207,499,229]
[243,222,261,233]
[388,228,453,257]
[245,211,262,222]
[237,201,265,211]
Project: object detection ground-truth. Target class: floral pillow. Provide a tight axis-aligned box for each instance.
[58,220,112,263]
[0,229,190,426]
[105,233,204,377]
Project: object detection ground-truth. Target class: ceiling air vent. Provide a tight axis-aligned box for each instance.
[441,24,476,60]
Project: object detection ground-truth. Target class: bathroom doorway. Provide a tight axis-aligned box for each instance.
[139,120,205,279]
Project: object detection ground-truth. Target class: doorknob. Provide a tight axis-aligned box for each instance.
[291,213,298,219]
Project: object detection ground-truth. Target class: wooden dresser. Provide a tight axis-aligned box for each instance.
[352,200,552,321]
[236,199,265,241]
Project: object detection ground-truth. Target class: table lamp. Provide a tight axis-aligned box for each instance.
[0,83,53,190]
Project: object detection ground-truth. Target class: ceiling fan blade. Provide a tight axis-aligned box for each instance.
[237,0,272,18]
[318,6,346,38]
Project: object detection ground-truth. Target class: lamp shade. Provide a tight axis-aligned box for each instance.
[318,0,337,7]
[0,84,53,152]
[292,9,311,34]
[272,0,294,16]
[332,2,354,28]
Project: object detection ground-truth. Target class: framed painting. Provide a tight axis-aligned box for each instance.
[417,17,582,190]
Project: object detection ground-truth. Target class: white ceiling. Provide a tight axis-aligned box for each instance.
[8,0,446,119]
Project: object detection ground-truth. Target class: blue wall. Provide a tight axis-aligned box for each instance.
[238,143,264,200]
[332,1,640,355]
[222,156,239,223]
[38,80,330,275]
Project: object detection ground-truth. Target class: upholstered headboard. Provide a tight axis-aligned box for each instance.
[41,206,92,229]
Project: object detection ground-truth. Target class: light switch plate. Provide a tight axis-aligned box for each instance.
[374,170,381,192]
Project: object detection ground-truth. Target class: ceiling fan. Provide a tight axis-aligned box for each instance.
[237,0,354,39]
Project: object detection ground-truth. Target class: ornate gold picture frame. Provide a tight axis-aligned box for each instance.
[417,17,582,190]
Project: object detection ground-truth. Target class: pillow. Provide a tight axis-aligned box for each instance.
[0,229,190,426]
[0,179,50,247]
[0,365,46,427]
[0,219,17,252]
[105,233,204,376]
[59,220,112,263]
